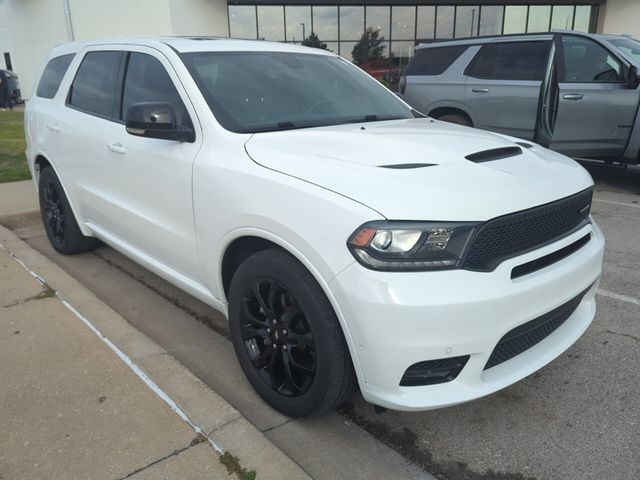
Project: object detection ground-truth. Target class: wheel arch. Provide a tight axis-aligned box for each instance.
[428,106,474,126]
[217,228,366,382]
[31,151,92,237]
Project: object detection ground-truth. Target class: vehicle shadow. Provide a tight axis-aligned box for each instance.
[582,163,640,195]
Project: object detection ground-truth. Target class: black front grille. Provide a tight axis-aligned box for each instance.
[484,286,591,370]
[463,188,593,271]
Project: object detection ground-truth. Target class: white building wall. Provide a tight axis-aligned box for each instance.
[2,0,228,99]
[0,1,10,70]
[67,0,174,39]
[5,0,69,97]
[168,0,229,37]
[600,0,640,36]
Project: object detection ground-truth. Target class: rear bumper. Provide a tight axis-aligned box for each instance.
[330,221,604,411]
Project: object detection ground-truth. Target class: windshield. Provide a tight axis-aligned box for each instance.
[180,51,413,133]
[608,37,640,62]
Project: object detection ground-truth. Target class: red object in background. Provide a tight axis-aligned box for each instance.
[360,59,401,82]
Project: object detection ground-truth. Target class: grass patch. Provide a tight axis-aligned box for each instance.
[219,451,257,480]
[0,111,30,183]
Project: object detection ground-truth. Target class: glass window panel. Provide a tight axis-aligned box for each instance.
[312,6,338,41]
[36,54,75,99]
[573,5,592,32]
[405,45,469,76]
[391,41,415,70]
[325,41,338,55]
[551,6,574,30]
[68,51,121,118]
[436,6,454,39]
[339,41,357,62]
[527,5,551,33]
[366,6,390,39]
[229,5,256,39]
[340,6,364,41]
[479,6,503,36]
[392,6,415,41]
[257,6,284,41]
[285,6,311,44]
[562,35,623,82]
[455,6,480,38]
[416,6,435,40]
[503,6,527,34]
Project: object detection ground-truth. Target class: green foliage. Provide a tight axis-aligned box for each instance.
[219,451,257,480]
[351,28,387,65]
[302,32,328,51]
[0,111,30,183]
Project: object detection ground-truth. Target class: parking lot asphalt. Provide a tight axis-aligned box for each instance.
[9,164,640,480]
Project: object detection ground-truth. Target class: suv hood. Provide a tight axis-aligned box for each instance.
[245,118,593,220]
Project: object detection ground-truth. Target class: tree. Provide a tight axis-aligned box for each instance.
[351,28,386,65]
[302,33,327,50]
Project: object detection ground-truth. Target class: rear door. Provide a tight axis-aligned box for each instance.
[544,34,640,159]
[464,40,552,140]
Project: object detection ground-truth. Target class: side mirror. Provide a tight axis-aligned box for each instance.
[627,65,640,88]
[126,102,195,142]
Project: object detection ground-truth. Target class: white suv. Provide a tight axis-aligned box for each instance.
[25,37,605,416]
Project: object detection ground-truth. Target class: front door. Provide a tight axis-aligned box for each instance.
[542,34,640,159]
[104,47,203,278]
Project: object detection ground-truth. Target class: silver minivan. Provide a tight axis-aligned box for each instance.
[400,32,640,164]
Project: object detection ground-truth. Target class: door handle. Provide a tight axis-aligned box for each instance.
[472,88,490,93]
[563,93,584,101]
[107,142,126,154]
[46,123,61,132]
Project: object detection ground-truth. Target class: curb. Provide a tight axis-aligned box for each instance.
[0,223,312,480]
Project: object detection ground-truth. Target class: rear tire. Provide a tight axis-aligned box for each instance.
[435,113,472,127]
[39,167,99,255]
[228,248,356,417]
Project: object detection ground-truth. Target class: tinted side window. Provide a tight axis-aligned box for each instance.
[466,41,551,81]
[562,36,624,82]
[121,53,191,128]
[68,51,122,118]
[36,54,75,99]
[404,46,468,76]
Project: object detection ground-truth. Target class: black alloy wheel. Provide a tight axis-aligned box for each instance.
[41,177,67,248]
[38,166,99,255]
[240,277,316,397]
[228,249,356,417]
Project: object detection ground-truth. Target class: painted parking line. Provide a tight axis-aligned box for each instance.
[593,198,640,209]
[597,288,640,307]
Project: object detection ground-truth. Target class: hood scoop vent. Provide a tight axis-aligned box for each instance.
[465,146,522,163]
[379,163,436,169]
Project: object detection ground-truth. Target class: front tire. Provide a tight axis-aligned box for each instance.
[39,167,99,254]
[435,113,472,127]
[228,249,356,417]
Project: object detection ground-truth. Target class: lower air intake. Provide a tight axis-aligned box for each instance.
[400,355,469,387]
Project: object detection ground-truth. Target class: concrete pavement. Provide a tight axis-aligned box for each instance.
[0,182,311,479]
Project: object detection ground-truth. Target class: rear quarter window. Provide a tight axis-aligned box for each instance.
[404,45,469,76]
[36,54,75,99]
[465,41,551,81]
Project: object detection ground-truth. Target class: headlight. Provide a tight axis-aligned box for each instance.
[347,221,479,271]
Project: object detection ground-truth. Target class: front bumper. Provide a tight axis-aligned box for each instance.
[329,221,605,411]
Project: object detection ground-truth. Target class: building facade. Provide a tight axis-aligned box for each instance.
[0,0,637,99]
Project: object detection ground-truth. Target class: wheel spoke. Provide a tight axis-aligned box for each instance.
[267,281,280,316]
[287,333,314,349]
[251,347,273,369]
[251,280,272,316]
[286,349,314,374]
[280,349,302,393]
[242,324,268,339]
[241,298,269,328]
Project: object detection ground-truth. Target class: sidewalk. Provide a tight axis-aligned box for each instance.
[0,181,310,479]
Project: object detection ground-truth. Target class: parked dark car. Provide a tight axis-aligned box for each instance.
[0,69,23,106]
